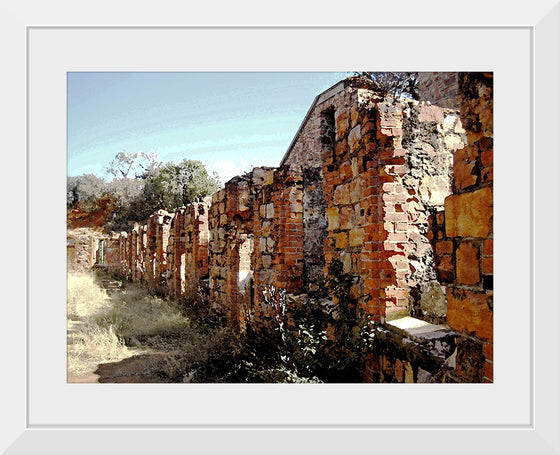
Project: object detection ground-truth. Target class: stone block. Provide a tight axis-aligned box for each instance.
[350,178,364,203]
[341,252,352,273]
[436,240,453,255]
[349,227,365,247]
[447,288,493,342]
[348,125,362,151]
[262,255,272,269]
[333,184,350,205]
[339,206,354,230]
[417,368,434,383]
[262,221,271,237]
[267,238,275,252]
[335,109,349,137]
[404,361,414,383]
[445,187,492,238]
[456,242,480,285]
[326,207,339,231]
[334,232,348,249]
[266,203,275,219]
[453,146,478,191]
[455,336,484,382]
[418,104,445,123]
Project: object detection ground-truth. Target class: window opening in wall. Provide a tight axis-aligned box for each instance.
[96,239,106,264]
[321,106,336,157]
[238,235,254,312]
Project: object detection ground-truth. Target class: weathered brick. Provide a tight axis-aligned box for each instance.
[456,336,484,382]
[418,104,445,123]
[335,109,349,137]
[326,207,339,231]
[481,239,493,257]
[333,184,350,205]
[339,206,355,229]
[445,187,493,238]
[437,255,454,272]
[349,227,365,247]
[453,146,478,191]
[456,242,480,285]
[436,240,453,255]
[482,256,493,274]
[348,125,362,151]
[484,360,493,381]
[334,232,348,249]
[447,288,493,342]
[483,342,493,361]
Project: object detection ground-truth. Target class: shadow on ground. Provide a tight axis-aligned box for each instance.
[94,353,169,383]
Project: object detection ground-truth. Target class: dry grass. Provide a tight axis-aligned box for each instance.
[67,272,110,320]
[67,273,131,378]
[67,271,192,381]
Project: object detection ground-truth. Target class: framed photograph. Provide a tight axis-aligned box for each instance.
[3,1,559,453]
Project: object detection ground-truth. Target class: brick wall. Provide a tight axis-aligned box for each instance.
[100,76,466,327]
[67,227,104,271]
[95,73,492,383]
[167,200,210,302]
[312,83,464,323]
[431,72,494,382]
[417,72,460,110]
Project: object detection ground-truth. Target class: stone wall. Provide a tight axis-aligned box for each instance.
[67,227,105,272]
[366,72,493,383]
[208,166,305,328]
[94,73,492,383]
[417,72,460,110]
[430,72,494,382]
[167,199,210,302]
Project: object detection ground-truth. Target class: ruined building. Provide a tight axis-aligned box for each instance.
[68,72,493,383]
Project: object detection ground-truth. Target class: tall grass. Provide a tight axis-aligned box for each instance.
[93,283,192,348]
[67,272,191,380]
[67,272,130,378]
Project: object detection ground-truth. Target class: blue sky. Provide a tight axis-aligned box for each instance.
[67,72,351,184]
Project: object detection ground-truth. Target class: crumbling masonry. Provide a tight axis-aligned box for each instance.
[69,73,493,383]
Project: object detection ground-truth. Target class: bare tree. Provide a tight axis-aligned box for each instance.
[355,72,420,99]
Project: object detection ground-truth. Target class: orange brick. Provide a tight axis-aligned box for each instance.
[483,256,493,274]
[456,242,480,285]
[447,289,493,342]
[339,206,355,230]
[436,240,453,255]
[481,150,493,166]
[481,166,493,183]
[340,162,352,180]
[483,342,493,361]
[445,187,493,238]
[334,232,348,249]
[349,228,365,247]
[484,238,493,255]
[438,256,454,272]
[484,360,493,381]
[334,184,351,205]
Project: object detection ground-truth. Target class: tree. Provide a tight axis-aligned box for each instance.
[106,150,162,179]
[354,72,420,100]
[67,174,108,209]
[69,151,221,232]
[141,158,221,212]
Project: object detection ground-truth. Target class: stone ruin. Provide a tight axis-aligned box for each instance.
[68,72,493,383]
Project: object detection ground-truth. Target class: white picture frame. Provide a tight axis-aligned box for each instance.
[3,0,559,453]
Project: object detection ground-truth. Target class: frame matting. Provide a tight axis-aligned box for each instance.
[3,0,559,453]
